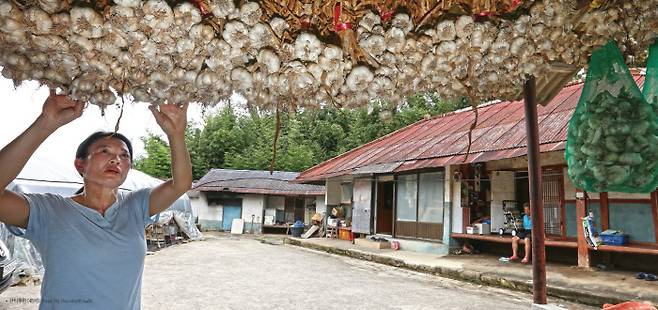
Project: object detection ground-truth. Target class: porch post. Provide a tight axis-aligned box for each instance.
[443,166,453,246]
[576,189,592,267]
[523,75,547,304]
[651,191,658,242]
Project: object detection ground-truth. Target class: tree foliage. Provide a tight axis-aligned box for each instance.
[134,94,468,179]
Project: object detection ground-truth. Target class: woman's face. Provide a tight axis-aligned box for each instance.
[75,137,132,189]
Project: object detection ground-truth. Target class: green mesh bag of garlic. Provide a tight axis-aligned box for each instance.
[566,41,658,193]
[644,39,658,113]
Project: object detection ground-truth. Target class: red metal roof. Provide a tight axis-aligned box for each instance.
[296,74,646,183]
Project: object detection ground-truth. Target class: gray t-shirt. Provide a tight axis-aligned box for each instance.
[8,188,154,310]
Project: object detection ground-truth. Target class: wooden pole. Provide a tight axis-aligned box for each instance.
[651,191,658,242]
[576,190,592,267]
[523,75,547,304]
[599,192,609,231]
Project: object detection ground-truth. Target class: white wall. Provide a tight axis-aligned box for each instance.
[189,194,206,220]
[265,196,285,219]
[314,196,326,214]
[197,193,222,222]
[490,171,516,233]
[451,166,463,233]
[325,179,341,205]
[242,194,265,224]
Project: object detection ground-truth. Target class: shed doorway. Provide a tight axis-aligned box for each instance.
[376,181,394,235]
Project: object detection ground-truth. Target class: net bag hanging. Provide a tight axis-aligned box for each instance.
[644,39,658,112]
[566,41,658,193]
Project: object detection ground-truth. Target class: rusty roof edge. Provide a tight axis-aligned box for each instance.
[295,168,356,183]
[400,139,567,164]
[300,101,512,180]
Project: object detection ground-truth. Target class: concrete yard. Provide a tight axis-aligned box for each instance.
[1,232,594,309]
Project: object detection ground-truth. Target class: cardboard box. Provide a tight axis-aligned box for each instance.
[466,226,479,234]
[475,223,490,235]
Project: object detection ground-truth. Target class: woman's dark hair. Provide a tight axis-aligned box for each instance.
[75,131,134,161]
[74,132,133,194]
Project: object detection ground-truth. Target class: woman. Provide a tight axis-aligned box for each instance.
[0,90,192,309]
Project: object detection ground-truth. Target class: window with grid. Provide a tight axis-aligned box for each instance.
[542,169,563,236]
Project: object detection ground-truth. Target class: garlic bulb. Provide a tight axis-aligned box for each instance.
[249,22,274,50]
[293,32,324,62]
[69,34,94,53]
[32,34,69,52]
[210,0,237,19]
[205,39,231,71]
[37,0,65,14]
[24,7,52,34]
[269,17,288,39]
[346,66,374,92]
[0,17,23,35]
[360,34,386,59]
[223,20,249,48]
[143,0,174,31]
[70,7,105,39]
[174,3,202,31]
[368,76,393,99]
[239,2,261,27]
[455,16,475,39]
[108,6,140,33]
[384,27,406,54]
[231,67,253,92]
[91,90,117,107]
[114,0,141,8]
[290,71,316,95]
[189,23,215,44]
[257,48,281,74]
[358,11,381,34]
[195,69,219,88]
[391,13,413,34]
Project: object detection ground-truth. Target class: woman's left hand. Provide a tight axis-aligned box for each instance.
[149,102,189,137]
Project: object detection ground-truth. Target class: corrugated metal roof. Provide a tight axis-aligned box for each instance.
[297,73,646,183]
[351,162,403,175]
[192,169,324,195]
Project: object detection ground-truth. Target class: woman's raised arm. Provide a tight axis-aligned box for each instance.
[0,91,84,228]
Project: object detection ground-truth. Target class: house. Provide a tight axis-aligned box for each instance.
[296,70,658,271]
[189,169,325,234]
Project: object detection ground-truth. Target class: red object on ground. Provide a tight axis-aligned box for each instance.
[338,227,354,241]
[602,302,657,310]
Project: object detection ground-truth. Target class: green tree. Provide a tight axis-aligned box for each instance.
[133,133,171,179]
[136,92,469,178]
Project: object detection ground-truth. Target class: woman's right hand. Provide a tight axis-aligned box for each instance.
[37,89,85,131]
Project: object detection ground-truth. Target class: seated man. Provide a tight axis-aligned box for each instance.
[510,202,532,263]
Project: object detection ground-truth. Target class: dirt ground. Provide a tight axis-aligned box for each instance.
[0,232,595,309]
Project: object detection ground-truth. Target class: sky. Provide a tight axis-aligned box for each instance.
[0,75,225,164]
